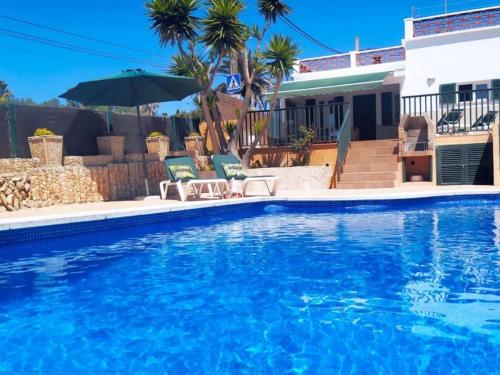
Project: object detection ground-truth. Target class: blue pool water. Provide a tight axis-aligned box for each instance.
[0,200,499,374]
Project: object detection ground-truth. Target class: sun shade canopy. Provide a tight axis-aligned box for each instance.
[60,69,201,107]
[275,72,391,98]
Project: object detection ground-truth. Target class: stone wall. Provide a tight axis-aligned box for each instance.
[0,155,168,211]
[0,173,31,212]
[243,166,332,193]
[0,158,40,173]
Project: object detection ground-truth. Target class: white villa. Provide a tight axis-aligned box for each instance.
[243,5,500,188]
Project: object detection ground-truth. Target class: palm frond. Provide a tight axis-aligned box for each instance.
[257,0,291,23]
[147,0,200,46]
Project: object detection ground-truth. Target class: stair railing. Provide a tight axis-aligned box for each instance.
[335,108,352,181]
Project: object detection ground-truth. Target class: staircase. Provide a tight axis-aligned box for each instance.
[337,139,399,189]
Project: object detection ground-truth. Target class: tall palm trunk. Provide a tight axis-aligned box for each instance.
[241,75,282,168]
[200,94,220,154]
[228,83,253,155]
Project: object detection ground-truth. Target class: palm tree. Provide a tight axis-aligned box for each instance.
[147,0,246,153]
[220,53,272,109]
[227,0,292,155]
[241,34,299,167]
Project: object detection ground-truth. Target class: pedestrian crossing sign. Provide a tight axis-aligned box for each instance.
[226,74,242,94]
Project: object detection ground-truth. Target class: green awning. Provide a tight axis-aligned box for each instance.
[276,72,390,98]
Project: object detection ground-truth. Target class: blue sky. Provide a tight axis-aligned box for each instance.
[0,0,497,114]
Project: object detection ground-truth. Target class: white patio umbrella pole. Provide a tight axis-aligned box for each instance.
[136,105,150,196]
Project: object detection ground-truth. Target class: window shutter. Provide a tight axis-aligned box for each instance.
[437,146,463,185]
[492,79,500,100]
[439,83,457,105]
[464,143,493,185]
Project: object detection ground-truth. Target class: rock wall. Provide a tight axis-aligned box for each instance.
[0,158,40,173]
[0,155,168,211]
[243,166,332,193]
[0,174,31,212]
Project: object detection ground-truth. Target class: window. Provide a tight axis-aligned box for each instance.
[440,83,456,105]
[493,79,500,101]
[381,92,394,126]
[458,84,473,102]
[476,84,489,100]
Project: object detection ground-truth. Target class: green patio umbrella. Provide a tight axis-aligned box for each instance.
[60,69,201,196]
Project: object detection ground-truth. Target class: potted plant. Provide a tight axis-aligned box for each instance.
[28,128,63,166]
[184,131,205,157]
[96,131,125,163]
[146,131,170,160]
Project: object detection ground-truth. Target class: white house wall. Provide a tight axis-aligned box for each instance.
[401,26,500,97]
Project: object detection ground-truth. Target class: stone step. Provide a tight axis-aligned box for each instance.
[342,162,398,173]
[349,139,399,150]
[347,146,398,157]
[337,181,396,189]
[345,155,398,165]
[339,172,397,183]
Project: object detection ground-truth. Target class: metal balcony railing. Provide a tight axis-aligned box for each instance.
[242,103,350,147]
[402,88,500,134]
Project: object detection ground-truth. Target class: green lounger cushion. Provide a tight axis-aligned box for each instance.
[169,165,197,181]
[164,156,200,181]
[222,163,247,180]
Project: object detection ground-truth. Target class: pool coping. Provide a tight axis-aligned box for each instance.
[1,187,500,233]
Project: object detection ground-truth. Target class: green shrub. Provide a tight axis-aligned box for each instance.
[33,128,55,136]
[223,121,237,136]
[291,126,315,166]
[148,131,165,137]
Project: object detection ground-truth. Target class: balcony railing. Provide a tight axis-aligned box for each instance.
[241,103,350,147]
[402,88,500,134]
[356,47,406,66]
[299,54,351,73]
[413,6,500,37]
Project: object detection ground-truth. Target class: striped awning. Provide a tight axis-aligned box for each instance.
[275,71,391,98]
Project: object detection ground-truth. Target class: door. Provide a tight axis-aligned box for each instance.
[353,94,377,141]
[437,143,493,185]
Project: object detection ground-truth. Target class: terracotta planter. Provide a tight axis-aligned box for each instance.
[27,135,63,166]
[184,135,205,157]
[96,136,125,163]
[146,136,170,160]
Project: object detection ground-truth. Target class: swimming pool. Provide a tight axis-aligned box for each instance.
[0,197,499,374]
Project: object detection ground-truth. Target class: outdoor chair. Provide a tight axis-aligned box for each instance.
[211,154,279,197]
[160,157,229,201]
[471,111,498,130]
[437,109,464,133]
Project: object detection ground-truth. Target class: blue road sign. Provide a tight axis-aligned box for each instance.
[226,74,242,94]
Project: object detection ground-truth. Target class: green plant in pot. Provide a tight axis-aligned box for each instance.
[290,126,315,166]
[146,131,170,160]
[28,128,64,166]
[184,131,205,157]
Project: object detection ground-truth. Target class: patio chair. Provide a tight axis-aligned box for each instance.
[471,111,498,130]
[160,157,229,201]
[212,154,279,197]
[437,109,464,133]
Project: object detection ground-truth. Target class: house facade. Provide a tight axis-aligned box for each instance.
[243,5,500,188]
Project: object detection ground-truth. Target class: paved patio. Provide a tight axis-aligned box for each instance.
[1,183,499,231]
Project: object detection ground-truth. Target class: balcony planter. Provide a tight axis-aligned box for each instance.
[96,136,125,163]
[28,131,63,166]
[146,135,170,161]
[184,134,205,157]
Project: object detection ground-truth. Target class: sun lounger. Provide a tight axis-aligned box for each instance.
[160,157,229,201]
[437,108,464,133]
[471,111,497,130]
[212,154,279,197]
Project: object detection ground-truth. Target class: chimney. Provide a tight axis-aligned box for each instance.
[354,36,360,51]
